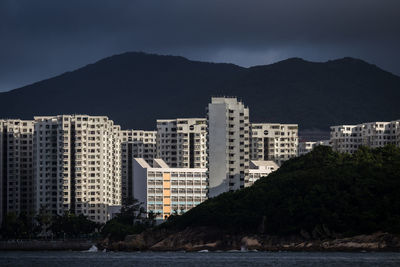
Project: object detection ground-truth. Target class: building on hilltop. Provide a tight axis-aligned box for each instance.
[0,119,34,224]
[330,120,400,154]
[298,141,315,156]
[247,160,279,187]
[156,118,207,168]
[120,130,156,203]
[250,123,298,165]
[207,97,250,197]
[298,140,331,156]
[133,158,208,219]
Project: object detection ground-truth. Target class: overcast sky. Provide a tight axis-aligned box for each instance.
[0,0,399,92]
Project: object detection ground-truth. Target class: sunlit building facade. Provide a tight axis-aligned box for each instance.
[133,158,207,219]
[247,160,279,187]
[156,118,207,168]
[33,115,121,223]
[330,120,400,154]
[250,123,298,166]
[207,97,250,197]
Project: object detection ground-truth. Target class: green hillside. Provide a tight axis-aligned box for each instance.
[164,145,400,237]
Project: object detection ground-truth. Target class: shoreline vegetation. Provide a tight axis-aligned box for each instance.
[2,145,400,252]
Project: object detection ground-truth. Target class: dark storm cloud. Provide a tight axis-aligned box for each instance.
[0,0,399,91]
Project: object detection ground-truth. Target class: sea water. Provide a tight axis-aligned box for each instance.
[0,251,400,266]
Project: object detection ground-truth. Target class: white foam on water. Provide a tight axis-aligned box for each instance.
[86,245,98,252]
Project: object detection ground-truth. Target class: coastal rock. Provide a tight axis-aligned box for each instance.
[241,236,262,250]
[319,232,400,251]
[142,227,221,251]
[103,229,400,252]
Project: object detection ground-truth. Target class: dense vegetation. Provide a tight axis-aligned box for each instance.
[0,199,155,240]
[1,52,400,131]
[100,199,156,241]
[165,145,400,237]
[0,211,100,239]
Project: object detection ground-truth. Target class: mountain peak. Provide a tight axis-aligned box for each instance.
[282,57,308,63]
[274,57,370,66]
[0,52,399,132]
[270,57,309,66]
[326,57,368,65]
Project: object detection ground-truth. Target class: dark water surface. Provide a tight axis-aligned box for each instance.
[1,251,400,266]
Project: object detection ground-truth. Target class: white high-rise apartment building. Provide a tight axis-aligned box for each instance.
[250,123,298,166]
[133,158,207,219]
[120,130,156,202]
[33,115,121,223]
[0,120,34,223]
[330,120,400,154]
[156,118,207,168]
[207,97,250,197]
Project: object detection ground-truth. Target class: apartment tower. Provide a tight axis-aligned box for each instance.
[207,97,250,197]
[330,120,400,154]
[156,118,207,168]
[120,130,156,203]
[33,115,121,223]
[0,120,34,223]
[250,123,298,165]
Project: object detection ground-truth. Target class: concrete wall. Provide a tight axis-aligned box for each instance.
[132,159,148,207]
[208,103,228,198]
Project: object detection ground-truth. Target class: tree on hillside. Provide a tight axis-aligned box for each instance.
[50,212,100,239]
[34,206,53,238]
[101,198,157,241]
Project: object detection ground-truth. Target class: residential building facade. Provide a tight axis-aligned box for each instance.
[120,130,156,203]
[298,140,331,156]
[207,97,250,197]
[298,141,315,156]
[156,118,207,168]
[0,120,34,223]
[330,120,400,154]
[250,123,298,165]
[133,158,207,219]
[247,160,279,187]
[33,115,121,223]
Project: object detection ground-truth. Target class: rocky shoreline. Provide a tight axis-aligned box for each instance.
[99,227,400,252]
[2,229,399,252]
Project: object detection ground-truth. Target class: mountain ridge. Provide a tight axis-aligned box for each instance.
[0,52,399,133]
